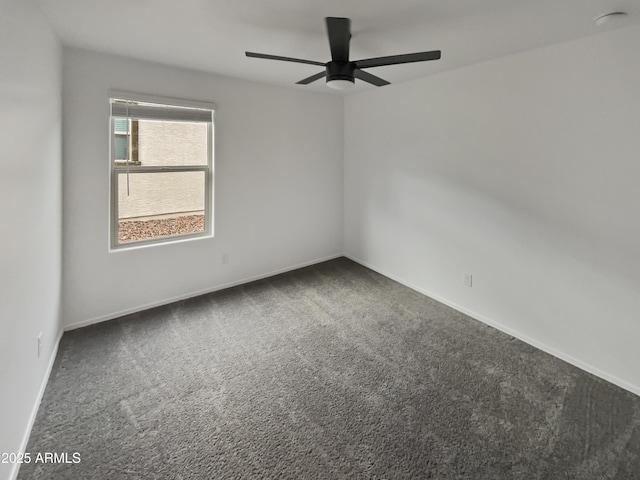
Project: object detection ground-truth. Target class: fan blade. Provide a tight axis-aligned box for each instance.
[246,52,325,67]
[355,50,441,69]
[325,17,351,62]
[296,71,326,85]
[354,69,390,87]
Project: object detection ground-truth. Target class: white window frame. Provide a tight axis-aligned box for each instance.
[109,91,215,250]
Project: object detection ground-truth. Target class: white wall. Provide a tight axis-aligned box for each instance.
[0,1,62,479]
[345,25,640,394]
[63,48,344,328]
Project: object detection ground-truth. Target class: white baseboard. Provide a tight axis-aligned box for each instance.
[65,253,343,331]
[10,328,64,480]
[344,253,640,398]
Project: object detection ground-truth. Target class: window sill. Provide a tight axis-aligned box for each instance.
[114,160,142,166]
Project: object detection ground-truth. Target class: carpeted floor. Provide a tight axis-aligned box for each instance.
[19,257,640,479]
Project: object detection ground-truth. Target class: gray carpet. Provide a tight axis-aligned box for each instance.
[19,257,640,479]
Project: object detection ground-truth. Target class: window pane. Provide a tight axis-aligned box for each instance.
[114,135,128,159]
[117,171,205,243]
[137,120,208,166]
[114,118,128,133]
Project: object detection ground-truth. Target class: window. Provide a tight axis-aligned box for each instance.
[109,94,214,249]
[113,118,139,165]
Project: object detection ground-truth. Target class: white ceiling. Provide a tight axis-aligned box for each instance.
[35,0,639,94]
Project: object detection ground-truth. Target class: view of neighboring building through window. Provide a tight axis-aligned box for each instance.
[113,118,139,164]
[110,96,213,248]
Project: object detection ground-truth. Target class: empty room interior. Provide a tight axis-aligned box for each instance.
[3,0,640,478]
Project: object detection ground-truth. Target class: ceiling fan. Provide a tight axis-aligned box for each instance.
[246,17,441,90]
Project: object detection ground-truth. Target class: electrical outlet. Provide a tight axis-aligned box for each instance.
[463,273,473,287]
[222,253,229,264]
[37,332,42,358]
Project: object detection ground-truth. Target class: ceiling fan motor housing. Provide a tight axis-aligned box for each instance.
[326,61,356,84]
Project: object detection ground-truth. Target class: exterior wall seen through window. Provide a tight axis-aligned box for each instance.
[118,120,207,220]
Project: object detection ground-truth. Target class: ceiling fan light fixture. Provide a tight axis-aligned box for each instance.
[326,79,355,90]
